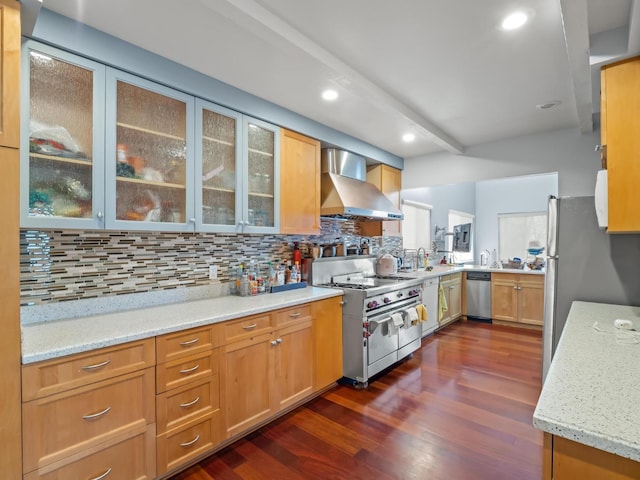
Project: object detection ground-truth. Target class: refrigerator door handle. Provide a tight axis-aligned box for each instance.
[542,256,558,381]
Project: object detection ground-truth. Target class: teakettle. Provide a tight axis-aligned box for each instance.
[376,253,398,276]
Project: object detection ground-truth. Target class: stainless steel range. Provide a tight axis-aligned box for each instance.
[311,256,424,388]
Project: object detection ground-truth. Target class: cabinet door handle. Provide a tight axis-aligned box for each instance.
[89,468,112,480]
[179,396,201,408]
[271,340,278,346]
[179,364,200,374]
[96,211,104,221]
[276,337,282,344]
[82,406,111,420]
[180,434,201,447]
[289,312,301,318]
[242,323,258,330]
[179,337,199,346]
[81,359,111,371]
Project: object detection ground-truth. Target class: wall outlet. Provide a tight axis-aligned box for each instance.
[208,265,218,280]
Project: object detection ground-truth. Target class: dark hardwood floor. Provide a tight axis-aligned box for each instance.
[170,321,543,480]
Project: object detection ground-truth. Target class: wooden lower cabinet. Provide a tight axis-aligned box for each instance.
[491,273,544,327]
[221,331,275,439]
[274,316,314,411]
[21,296,343,478]
[546,433,640,479]
[24,427,156,480]
[155,325,222,476]
[312,296,343,389]
[439,273,462,327]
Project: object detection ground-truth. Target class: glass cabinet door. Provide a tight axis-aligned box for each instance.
[105,69,194,231]
[20,41,106,229]
[195,100,242,232]
[242,117,279,233]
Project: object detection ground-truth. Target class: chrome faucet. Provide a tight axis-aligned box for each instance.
[417,247,426,269]
[480,249,490,266]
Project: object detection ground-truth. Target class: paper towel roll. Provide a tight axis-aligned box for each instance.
[595,169,608,229]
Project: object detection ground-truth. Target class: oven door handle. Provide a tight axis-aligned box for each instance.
[367,317,390,334]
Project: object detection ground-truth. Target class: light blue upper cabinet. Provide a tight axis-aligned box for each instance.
[242,117,280,234]
[195,99,243,233]
[105,68,195,232]
[20,40,106,229]
[195,100,280,233]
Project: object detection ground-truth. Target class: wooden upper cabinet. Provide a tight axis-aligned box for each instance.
[0,0,19,148]
[601,56,640,233]
[360,164,402,237]
[280,129,321,235]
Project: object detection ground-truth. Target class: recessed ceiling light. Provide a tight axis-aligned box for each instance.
[322,89,338,101]
[402,133,416,142]
[536,100,561,110]
[501,11,528,30]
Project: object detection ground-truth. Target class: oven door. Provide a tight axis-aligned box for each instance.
[367,312,399,370]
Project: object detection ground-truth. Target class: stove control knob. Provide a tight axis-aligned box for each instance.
[383,297,391,304]
[367,301,378,309]
[396,292,403,298]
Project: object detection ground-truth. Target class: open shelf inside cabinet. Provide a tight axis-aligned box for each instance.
[117,122,186,141]
[116,176,186,189]
[29,152,92,167]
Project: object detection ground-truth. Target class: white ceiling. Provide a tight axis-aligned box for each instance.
[39,0,637,160]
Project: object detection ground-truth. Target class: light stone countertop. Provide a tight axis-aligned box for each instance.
[21,286,343,364]
[396,264,545,280]
[533,301,640,462]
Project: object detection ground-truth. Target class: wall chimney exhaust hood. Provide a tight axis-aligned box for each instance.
[320,148,403,222]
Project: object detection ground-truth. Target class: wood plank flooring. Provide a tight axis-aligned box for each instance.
[170,321,543,480]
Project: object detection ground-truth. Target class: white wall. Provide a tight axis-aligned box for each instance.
[402,126,600,197]
[475,173,558,260]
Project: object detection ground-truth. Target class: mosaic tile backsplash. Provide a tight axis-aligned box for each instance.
[20,219,402,307]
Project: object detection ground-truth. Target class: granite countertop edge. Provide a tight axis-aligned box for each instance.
[21,287,343,364]
[533,301,640,463]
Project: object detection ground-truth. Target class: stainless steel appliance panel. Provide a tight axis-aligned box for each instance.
[542,195,640,380]
[465,271,492,321]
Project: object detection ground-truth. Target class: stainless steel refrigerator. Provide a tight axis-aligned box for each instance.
[542,195,640,379]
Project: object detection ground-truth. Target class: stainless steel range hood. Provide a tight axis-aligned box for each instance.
[320,149,403,221]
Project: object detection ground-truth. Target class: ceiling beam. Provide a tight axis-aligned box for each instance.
[199,0,464,154]
[559,0,594,133]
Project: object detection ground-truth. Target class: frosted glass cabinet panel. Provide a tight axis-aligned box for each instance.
[243,117,279,233]
[20,41,106,229]
[105,69,194,231]
[195,100,242,232]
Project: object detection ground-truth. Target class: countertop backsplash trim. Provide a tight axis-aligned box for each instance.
[20,219,402,316]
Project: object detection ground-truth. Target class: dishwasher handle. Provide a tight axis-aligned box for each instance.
[466,271,491,281]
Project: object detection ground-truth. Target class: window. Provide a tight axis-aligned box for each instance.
[448,209,474,264]
[401,200,431,250]
[498,212,547,264]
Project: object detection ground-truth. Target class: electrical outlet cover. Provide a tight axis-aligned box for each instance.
[209,265,218,280]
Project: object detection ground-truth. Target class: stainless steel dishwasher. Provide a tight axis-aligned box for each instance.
[466,271,492,321]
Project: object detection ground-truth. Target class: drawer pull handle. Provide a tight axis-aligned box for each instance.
[242,323,258,330]
[179,364,200,374]
[179,337,200,346]
[180,396,201,408]
[289,312,301,318]
[180,434,201,447]
[89,468,112,480]
[81,359,111,371]
[82,406,112,420]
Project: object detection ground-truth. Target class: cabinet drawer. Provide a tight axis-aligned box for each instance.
[156,376,220,435]
[23,368,155,473]
[156,350,218,394]
[23,426,156,480]
[22,338,155,401]
[274,304,311,328]
[156,325,220,364]
[223,314,272,344]
[156,413,221,475]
